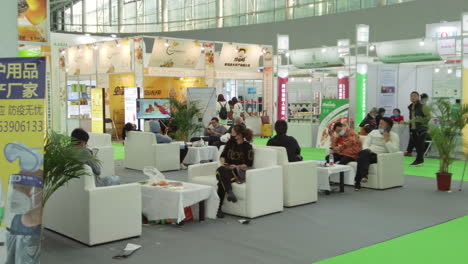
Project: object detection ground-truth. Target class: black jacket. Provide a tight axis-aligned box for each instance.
[267,134,301,162]
[408,102,429,131]
[359,114,377,133]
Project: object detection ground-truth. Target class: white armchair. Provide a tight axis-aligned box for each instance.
[347,136,404,189]
[261,146,319,207]
[188,146,283,218]
[124,131,180,172]
[88,133,115,177]
[43,166,142,246]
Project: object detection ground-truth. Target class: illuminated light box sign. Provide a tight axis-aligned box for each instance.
[376,39,441,63]
[91,88,105,133]
[290,47,344,69]
[356,64,368,130]
[277,77,288,120]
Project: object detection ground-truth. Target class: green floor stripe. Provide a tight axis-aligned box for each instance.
[112,137,468,182]
[315,215,468,264]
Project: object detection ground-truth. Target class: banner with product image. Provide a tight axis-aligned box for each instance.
[379,67,398,115]
[18,0,48,43]
[0,57,46,264]
[316,99,349,149]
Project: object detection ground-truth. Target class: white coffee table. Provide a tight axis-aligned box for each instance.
[316,164,353,194]
[183,146,219,165]
[141,181,220,224]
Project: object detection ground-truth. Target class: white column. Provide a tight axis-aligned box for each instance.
[0,1,17,57]
[217,0,224,28]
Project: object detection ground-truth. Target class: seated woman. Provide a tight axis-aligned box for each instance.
[216,125,254,218]
[267,120,302,162]
[149,120,172,144]
[122,122,139,142]
[326,122,361,165]
[391,108,404,124]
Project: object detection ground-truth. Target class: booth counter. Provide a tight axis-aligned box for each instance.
[288,123,319,148]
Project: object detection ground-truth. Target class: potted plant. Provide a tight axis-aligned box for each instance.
[169,99,204,142]
[43,131,99,206]
[426,99,468,191]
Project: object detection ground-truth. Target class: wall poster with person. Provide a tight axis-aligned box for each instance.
[316,99,350,149]
[0,57,46,263]
[379,66,398,115]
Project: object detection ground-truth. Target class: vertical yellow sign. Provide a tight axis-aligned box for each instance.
[0,57,46,262]
[109,73,135,138]
[91,88,105,133]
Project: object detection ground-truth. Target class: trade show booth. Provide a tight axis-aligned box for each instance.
[55,36,274,138]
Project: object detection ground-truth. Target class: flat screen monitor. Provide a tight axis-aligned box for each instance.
[136,98,171,119]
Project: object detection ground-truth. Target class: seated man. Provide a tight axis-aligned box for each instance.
[354,117,399,190]
[267,120,302,162]
[71,128,120,187]
[149,120,172,144]
[326,122,361,165]
[204,117,228,145]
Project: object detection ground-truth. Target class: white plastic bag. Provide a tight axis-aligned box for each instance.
[143,166,166,183]
[220,133,231,143]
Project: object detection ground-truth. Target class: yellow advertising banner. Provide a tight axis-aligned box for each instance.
[18,0,48,43]
[91,88,105,133]
[0,57,46,262]
[143,76,205,101]
[109,73,135,138]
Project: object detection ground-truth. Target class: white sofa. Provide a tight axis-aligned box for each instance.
[188,146,283,218]
[124,131,180,172]
[347,136,404,189]
[88,133,115,177]
[43,166,142,246]
[260,146,319,207]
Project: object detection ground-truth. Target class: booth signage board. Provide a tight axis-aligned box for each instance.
[316,99,350,148]
[91,88,105,133]
[426,21,461,56]
[68,45,94,76]
[109,73,135,138]
[376,39,441,63]
[98,39,132,74]
[124,87,139,125]
[277,35,289,51]
[148,39,202,69]
[0,57,46,262]
[356,64,368,131]
[216,43,262,72]
[277,77,288,120]
[379,67,398,115]
[337,39,350,57]
[356,24,370,44]
[290,48,344,69]
[144,76,204,101]
[338,74,349,99]
[18,0,48,44]
[144,67,205,77]
[463,13,468,32]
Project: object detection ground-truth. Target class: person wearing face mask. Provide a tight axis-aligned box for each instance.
[354,117,399,190]
[215,125,254,218]
[359,108,378,135]
[391,108,404,124]
[326,122,362,165]
[407,92,431,166]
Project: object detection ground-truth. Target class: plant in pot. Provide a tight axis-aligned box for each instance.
[43,131,100,206]
[169,98,204,142]
[425,99,468,191]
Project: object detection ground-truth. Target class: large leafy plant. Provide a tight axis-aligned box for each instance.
[426,99,468,174]
[170,99,204,142]
[43,131,99,206]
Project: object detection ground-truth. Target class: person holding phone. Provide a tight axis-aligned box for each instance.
[354,117,399,190]
[215,125,254,218]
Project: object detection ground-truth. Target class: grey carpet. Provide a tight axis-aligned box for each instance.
[40,162,468,264]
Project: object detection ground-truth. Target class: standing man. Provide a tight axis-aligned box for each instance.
[408,92,431,166]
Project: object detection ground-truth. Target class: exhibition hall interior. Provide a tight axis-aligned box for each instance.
[2,0,468,263]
